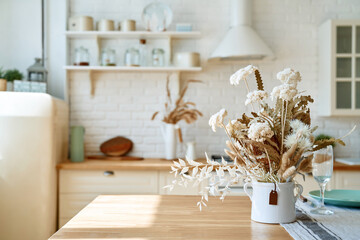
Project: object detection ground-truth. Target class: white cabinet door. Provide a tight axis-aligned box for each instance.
[158,171,207,195]
[334,171,360,189]
[58,169,160,229]
[60,170,159,194]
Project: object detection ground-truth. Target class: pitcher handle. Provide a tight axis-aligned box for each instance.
[244,182,253,201]
[294,183,303,201]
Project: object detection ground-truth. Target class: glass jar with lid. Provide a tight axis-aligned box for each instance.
[152,48,165,67]
[74,46,90,66]
[124,48,140,67]
[101,48,116,66]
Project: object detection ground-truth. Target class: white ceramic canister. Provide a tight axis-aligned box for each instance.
[68,16,94,31]
[174,52,200,67]
[97,19,115,31]
[121,19,136,32]
[244,181,303,224]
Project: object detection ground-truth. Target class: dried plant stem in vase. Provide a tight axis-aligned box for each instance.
[165,65,355,223]
[152,78,203,160]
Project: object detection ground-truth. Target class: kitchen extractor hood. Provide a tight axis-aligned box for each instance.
[209,0,274,61]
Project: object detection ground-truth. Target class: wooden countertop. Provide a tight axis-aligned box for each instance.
[49,195,292,240]
[57,158,175,171]
[57,158,360,171]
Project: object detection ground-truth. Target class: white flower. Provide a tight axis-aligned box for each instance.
[276,68,301,86]
[245,90,268,105]
[284,133,312,151]
[270,84,298,101]
[247,122,274,142]
[284,134,298,149]
[230,65,258,85]
[209,109,227,132]
[290,119,311,138]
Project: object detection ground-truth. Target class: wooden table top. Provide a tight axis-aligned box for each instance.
[57,158,360,171]
[57,158,174,171]
[49,195,292,240]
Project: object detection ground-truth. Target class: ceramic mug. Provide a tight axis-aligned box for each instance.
[68,16,93,31]
[174,52,200,67]
[244,181,303,224]
[97,19,115,31]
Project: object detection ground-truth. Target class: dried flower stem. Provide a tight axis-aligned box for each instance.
[243,78,255,112]
[280,100,288,154]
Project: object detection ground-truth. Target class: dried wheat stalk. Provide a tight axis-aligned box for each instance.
[151,78,203,124]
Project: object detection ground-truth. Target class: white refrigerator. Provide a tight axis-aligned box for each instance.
[0,92,68,240]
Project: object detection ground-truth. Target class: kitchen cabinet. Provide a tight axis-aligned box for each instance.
[58,168,204,228]
[295,170,360,196]
[57,160,360,228]
[318,19,360,116]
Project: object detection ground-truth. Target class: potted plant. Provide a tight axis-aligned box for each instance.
[4,69,23,91]
[165,66,354,223]
[151,78,203,160]
[0,67,6,91]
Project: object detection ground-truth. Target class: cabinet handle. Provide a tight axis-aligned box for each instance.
[103,170,114,176]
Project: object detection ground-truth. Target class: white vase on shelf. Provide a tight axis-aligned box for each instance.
[160,123,177,160]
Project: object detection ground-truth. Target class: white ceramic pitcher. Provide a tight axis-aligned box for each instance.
[160,123,177,160]
[244,181,303,224]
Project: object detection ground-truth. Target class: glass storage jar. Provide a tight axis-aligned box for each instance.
[124,48,140,66]
[152,48,165,67]
[101,48,116,66]
[74,46,90,66]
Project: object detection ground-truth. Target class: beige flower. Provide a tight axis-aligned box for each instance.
[226,120,246,137]
[230,65,258,85]
[209,109,227,132]
[271,84,298,101]
[245,90,268,105]
[277,68,301,86]
[247,122,274,142]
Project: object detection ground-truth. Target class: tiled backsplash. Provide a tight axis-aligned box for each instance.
[69,0,360,158]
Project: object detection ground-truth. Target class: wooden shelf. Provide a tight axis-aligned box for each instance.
[64,66,202,72]
[65,31,201,39]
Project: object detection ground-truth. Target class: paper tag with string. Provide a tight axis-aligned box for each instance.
[269,183,278,205]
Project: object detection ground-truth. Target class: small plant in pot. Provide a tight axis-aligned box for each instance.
[165,65,355,223]
[4,69,23,91]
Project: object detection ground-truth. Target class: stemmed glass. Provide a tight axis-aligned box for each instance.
[310,145,334,215]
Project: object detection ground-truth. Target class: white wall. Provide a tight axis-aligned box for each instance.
[0,0,42,77]
[66,0,360,159]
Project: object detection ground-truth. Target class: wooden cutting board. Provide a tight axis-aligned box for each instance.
[87,155,144,161]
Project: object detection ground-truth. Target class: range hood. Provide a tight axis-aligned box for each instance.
[209,0,274,61]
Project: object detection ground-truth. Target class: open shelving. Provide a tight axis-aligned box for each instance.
[65,31,201,39]
[64,66,202,72]
[65,30,202,96]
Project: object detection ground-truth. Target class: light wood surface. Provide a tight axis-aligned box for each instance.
[50,195,292,240]
[57,158,175,171]
[57,158,360,171]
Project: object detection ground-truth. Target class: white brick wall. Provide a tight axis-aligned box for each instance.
[69,0,360,158]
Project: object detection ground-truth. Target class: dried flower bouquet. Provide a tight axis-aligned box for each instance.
[151,78,203,125]
[165,65,355,209]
